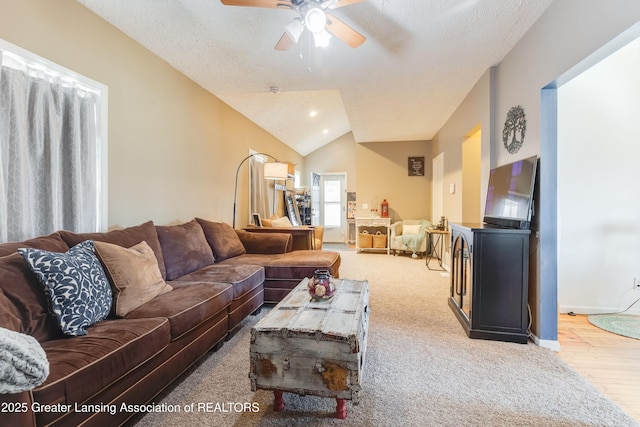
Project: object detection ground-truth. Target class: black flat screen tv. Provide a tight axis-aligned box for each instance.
[483,156,538,230]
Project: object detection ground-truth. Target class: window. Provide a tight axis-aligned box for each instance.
[323,179,342,227]
[0,39,108,242]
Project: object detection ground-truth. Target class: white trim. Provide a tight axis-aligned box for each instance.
[530,334,562,352]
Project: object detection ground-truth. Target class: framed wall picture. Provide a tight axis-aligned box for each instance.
[252,213,262,227]
[408,156,425,176]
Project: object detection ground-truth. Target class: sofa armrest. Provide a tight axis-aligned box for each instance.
[235,230,293,254]
[390,221,403,237]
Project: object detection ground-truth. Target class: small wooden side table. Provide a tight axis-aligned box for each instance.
[426,229,449,270]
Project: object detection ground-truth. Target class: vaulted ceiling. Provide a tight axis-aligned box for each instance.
[76,0,553,155]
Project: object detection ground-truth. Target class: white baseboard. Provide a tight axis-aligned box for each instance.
[531,334,561,352]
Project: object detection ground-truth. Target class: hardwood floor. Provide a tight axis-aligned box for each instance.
[557,313,640,423]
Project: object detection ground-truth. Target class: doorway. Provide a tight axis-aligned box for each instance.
[538,22,640,346]
[318,173,347,243]
[462,127,482,223]
[432,153,444,223]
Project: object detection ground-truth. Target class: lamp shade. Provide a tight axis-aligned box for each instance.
[285,19,304,43]
[263,162,289,180]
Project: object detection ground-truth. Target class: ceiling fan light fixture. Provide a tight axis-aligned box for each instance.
[312,28,332,47]
[304,7,327,33]
[284,18,304,43]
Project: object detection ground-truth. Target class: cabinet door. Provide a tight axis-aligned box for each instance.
[451,232,472,320]
[474,232,528,333]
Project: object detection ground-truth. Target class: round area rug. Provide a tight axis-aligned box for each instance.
[587,314,640,340]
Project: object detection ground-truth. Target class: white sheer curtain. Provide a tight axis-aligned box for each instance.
[250,156,271,221]
[0,57,100,242]
[249,156,271,218]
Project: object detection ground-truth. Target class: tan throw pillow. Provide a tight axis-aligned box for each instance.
[260,218,273,227]
[94,241,172,317]
[272,216,293,227]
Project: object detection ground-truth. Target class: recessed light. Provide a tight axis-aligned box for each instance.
[309,110,317,118]
[322,129,329,134]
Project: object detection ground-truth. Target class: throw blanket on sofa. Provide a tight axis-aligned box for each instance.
[400,220,429,254]
[0,327,49,393]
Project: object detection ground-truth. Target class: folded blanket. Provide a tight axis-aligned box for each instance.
[400,220,429,254]
[0,327,49,394]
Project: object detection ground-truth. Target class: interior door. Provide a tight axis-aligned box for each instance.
[319,174,346,243]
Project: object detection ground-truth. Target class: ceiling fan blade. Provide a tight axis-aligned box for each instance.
[325,13,365,48]
[274,32,295,50]
[220,0,291,8]
[326,0,363,10]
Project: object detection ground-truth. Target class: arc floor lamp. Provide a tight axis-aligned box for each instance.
[232,153,289,228]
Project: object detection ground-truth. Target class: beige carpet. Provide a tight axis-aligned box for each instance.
[130,251,638,427]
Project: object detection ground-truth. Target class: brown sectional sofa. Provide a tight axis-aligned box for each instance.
[0,218,340,427]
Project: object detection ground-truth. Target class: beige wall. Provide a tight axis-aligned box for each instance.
[305,133,431,222]
[431,68,493,225]
[356,140,431,221]
[303,132,357,192]
[0,0,302,229]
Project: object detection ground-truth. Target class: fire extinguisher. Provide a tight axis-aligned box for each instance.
[381,199,389,218]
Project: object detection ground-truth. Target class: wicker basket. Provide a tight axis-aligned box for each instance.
[358,230,373,248]
[372,231,387,248]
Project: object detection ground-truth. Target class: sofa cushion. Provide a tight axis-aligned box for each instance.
[236,230,293,254]
[0,232,69,257]
[0,254,62,341]
[34,317,170,413]
[174,264,264,301]
[0,288,23,335]
[195,218,246,261]
[94,241,173,317]
[156,219,215,281]
[124,282,233,340]
[220,250,341,280]
[18,241,113,337]
[59,221,167,280]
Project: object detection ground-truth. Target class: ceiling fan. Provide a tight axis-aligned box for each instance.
[220,0,365,50]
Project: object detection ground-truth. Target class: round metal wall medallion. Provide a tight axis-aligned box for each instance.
[502,105,526,154]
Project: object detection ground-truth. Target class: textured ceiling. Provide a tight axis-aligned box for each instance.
[76,0,553,156]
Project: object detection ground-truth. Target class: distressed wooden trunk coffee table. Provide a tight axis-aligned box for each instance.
[249,277,370,419]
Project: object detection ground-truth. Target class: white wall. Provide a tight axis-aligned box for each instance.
[558,38,640,314]
[432,0,640,343]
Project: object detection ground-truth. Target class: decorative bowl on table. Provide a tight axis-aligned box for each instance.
[308,269,336,301]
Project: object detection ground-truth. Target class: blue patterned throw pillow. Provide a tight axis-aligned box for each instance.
[18,240,113,336]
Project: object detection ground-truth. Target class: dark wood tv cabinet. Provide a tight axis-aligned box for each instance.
[448,223,530,344]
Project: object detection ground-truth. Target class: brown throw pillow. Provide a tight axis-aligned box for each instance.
[195,218,246,261]
[155,219,215,280]
[94,241,172,317]
[58,221,167,280]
